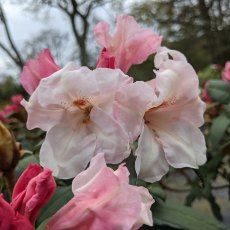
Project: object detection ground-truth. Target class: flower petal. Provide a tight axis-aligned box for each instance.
[114,81,155,142]
[135,125,169,182]
[40,118,97,179]
[21,48,60,95]
[154,46,187,69]
[152,118,207,168]
[72,152,107,194]
[90,107,130,164]
[94,21,111,48]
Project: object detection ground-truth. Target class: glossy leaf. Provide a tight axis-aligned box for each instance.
[207,80,230,104]
[152,199,228,230]
[35,185,73,227]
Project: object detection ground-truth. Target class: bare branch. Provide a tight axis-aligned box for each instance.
[0,3,24,69]
[0,42,21,67]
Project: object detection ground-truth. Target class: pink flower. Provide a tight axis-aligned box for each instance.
[222,61,230,83]
[0,195,34,230]
[11,94,23,106]
[94,15,162,73]
[3,104,19,115]
[202,81,212,103]
[22,64,132,179]
[47,153,154,230]
[11,164,56,224]
[21,48,60,95]
[114,47,206,182]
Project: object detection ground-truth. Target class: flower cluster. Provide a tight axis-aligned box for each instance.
[17,15,207,229]
[0,94,23,123]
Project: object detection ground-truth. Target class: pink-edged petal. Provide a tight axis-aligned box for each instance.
[135,125,169,183]
[72,152,107,194]
[40,119,97,179]
[153,118,207,168]
[154,47,187,69]
[90,107,130,164]
[94,21,111,48]
[114,81,155,142]
[114,163,130,183]
[48,167,141,230]
[132,186,154,229]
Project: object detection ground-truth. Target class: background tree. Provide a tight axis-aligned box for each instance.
[130,0,230,70]
[0,2,24,70]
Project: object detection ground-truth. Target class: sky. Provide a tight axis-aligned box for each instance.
[0,1,71,79]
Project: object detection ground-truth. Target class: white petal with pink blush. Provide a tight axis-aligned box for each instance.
[22,65,133,179]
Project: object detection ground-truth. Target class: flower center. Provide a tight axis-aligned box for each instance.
[73,99,93,124]
[144,96,177,124]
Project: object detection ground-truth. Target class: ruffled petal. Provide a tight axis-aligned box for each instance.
[21,95,63,131]
[72,153,107,194]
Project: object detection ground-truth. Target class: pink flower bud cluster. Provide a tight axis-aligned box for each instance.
[0,94,23,123]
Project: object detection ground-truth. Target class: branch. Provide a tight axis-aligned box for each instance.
[0,42,21,67]
[0,3,24,69]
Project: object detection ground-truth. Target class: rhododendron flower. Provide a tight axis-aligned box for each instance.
[222,61,230,83]
[21,48,60,95]
[94,15,162,73]
[47,153,154,230]
[0,195,34,230]
[3,104,19,115]
[11,164,56,224]
[11,94,23,106]
[115,47,206,182]
[22,64,132,179]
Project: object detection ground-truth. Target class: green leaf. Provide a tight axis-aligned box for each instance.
[208,113,230,148]
[36,218,50,230]
[148,183,167,201]
[35,185,73,227]
[207,80,230,104]
[15,154,39,179]
[152,199,228,230]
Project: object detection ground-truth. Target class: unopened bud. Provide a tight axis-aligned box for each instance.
[0,122,14,171]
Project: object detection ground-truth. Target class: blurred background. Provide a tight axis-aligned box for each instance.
[0,0,229,228]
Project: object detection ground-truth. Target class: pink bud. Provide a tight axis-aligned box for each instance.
[21,48,60,95]
[222,61,230,83]
[11,164,56,224]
